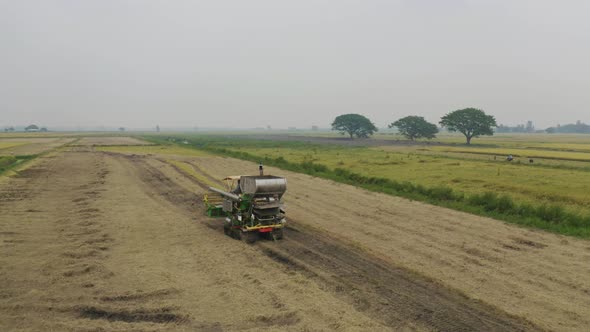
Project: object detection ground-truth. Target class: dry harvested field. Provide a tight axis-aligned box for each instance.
[1,140,589,331]
[74,136,152,146]
[0,137,75,155]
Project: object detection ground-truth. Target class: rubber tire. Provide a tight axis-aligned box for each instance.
[272,228,284,240]
[243,231,258,244]
[231,228,242,240]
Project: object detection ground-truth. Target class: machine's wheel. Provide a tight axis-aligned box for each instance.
[259,231,272,240]
[231,228,242,240]
[223,223,231,236]
[242,231,258,244]
[272,228,284,240]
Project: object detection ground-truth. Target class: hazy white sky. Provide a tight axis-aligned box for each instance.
[1,0,589,129]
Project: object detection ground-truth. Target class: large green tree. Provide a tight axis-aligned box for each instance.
[440,108,497,145]
[389,116,438,140]
[331,114,377,139]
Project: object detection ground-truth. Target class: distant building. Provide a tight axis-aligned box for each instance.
[25,124,39,132]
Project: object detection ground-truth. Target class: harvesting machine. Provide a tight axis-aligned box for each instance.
[203,165,287,243]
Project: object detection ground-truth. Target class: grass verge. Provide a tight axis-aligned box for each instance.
[0,155,37,175]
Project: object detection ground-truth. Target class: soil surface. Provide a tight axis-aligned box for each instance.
[1,145,588,331]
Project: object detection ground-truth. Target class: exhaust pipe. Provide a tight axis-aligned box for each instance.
[259,163,264,176]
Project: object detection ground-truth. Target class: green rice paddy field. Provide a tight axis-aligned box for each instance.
[254,146,590,214]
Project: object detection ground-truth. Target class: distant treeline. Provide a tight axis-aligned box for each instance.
[496,121,536,133]
[496,120,590,134]
[545,121,590,134]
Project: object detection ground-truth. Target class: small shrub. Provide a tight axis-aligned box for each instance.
[536,204,565,223]
[495,195,515,213]
[468,192,500,211]
[514,202,536,216]
[0,156,17,168]
[429,186,456,201]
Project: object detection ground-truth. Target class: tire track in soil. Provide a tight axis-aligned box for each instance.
[259,225,538,331]
[122,154,540,331]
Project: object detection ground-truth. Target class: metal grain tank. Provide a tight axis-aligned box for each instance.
[240,175,287,196]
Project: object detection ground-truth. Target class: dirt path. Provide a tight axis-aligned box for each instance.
[192,156,590,331]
